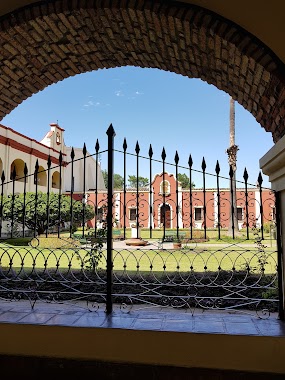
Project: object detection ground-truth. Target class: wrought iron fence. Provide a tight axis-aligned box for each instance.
[0,124,281,319]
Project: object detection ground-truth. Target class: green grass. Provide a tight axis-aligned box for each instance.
[0,243,277,275]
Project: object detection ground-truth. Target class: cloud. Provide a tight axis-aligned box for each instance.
[135,91,144,95]
[83,100,94,107]
[115,90,124,97]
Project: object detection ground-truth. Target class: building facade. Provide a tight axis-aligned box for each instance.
[0,122,105,195]
[76,172,274,231]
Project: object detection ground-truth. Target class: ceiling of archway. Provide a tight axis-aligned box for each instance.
[2,0,285,65]
[0,0,285,142]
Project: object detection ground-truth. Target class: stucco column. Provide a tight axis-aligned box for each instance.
[260,135,285,320]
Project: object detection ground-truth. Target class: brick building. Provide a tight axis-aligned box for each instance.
[80,171,274,231]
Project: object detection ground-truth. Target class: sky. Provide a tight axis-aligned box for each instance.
[1,66,274,189]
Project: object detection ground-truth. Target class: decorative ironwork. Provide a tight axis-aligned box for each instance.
[0,125,280,319]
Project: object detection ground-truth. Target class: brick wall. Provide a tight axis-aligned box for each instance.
[0,0,285,141]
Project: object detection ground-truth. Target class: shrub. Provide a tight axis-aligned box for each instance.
[0,237,32,246]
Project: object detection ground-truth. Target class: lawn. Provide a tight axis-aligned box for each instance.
[0,242,277,275]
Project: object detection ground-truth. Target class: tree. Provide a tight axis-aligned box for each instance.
[2,192,95,235]
[102,170,124,189]
[128,175,149,188]
[177,173,195,189]
[226,97,239,234]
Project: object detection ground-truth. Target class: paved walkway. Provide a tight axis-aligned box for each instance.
[100,239,262,250]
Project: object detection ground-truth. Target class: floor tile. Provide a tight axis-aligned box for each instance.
[193,321,226,334]
[45,314,81,326]
[163,319,193,332]
[101,316,137,329]
[18,312,53,324]
[0,311,29,323]
[132,318,164,331]
[225,322,259,335]
[72,314,107,327]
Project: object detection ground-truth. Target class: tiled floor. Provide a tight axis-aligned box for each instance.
[0,299,284,337]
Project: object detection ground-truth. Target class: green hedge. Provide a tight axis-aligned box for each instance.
[0,237,33,246]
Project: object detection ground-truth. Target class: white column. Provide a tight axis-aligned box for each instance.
[255,190,261,228]
[213,191,218,228]
[260,135,285,317]
[178,187,183,228]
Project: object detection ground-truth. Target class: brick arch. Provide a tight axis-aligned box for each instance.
[1,0,285,142]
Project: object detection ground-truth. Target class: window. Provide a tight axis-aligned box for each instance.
[160,180,170,195]
[129,208,137,221]
[56,132,61,145]
[272,207,276,221]
[237,207,243,221]
[194,208,203,221]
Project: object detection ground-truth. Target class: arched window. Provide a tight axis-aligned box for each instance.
[52,171,60,189]
[160,180,170,195]
[10,159,26,182]
[35,166,47,187]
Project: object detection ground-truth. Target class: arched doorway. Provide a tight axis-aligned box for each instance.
[51,171,60,189]
[36,165,47,187]
[160,204,171,228]
[10,159,26,182]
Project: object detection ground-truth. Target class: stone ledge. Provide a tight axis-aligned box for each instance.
[260,134,285,191]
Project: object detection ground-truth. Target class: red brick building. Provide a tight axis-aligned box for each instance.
[74,172,275,231]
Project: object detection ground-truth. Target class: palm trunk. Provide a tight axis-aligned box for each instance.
[227,97,239,235]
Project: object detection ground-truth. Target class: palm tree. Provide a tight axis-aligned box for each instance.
[226,97,239,235]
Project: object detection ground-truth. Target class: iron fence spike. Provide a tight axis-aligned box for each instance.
[161,147,166,160]
[215,160,220,174]
[47,155,52,168]
[243,167,249,181]
[95,139,100,153]
[123,138,127,151]
[229,165,234,178]
[106,123,116,137]
[258,171,263,186]
[188,154,193,167]
[70,148,75,160]
[174,151,179,164]
[135,141,140,154]
[83,143,87,156]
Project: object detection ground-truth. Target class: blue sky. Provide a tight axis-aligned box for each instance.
[2,66,274,189]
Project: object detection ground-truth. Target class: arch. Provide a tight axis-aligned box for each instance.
[0,1,284,141]
[37,165,47,187]
[160,180,170,196]
[52,171,60,189]
[160,203,171,229]
[10,159,26,182]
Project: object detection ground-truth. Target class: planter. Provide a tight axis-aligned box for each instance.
[173,242,182,249]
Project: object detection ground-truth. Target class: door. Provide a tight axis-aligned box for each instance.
[160,204,171,228]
